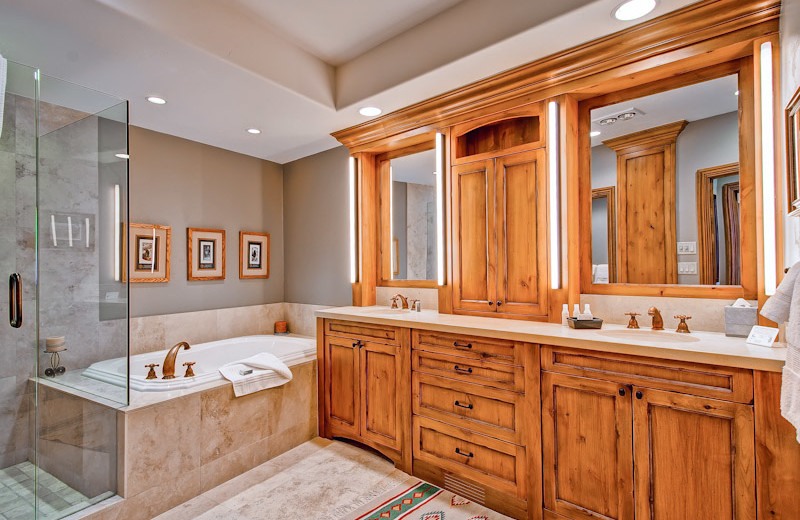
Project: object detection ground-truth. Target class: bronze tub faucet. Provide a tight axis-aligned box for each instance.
[162,341,191,379]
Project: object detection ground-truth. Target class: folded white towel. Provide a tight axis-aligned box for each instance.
[0,54,7,140]
[219,352,292,397]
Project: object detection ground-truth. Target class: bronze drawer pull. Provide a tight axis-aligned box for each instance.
[453,365,473,374]
[453,341,472,349]
[454,400,473,410]
[454,448,474,458]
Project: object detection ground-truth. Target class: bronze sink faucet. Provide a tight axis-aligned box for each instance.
[391,294,409,309]
[648,307,664,330]
[162,341,191,379]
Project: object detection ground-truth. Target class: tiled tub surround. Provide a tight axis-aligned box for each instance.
[130,302,329,355]
[36,359,318,520]
[580,294,758,333]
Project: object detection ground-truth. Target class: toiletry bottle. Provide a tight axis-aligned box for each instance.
[561,304,569,327]
[583,304,593,319]
[573,304,580,319]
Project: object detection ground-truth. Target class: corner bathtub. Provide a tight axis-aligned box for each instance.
[83,335,316,392]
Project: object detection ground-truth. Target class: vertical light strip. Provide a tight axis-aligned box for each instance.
[85,217,90,248]
[67,216,73,247]
[548,101,562,290]
[114,184,120,282]
[435,132,446,285]
[389,166,394,278]
[760,42,777,295]
[349,157,358,284]
[50,215,57,247]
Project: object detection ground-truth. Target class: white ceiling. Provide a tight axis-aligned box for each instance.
[590,75,739,146]
[0,0,700,164]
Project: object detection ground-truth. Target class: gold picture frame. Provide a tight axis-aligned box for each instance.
[125,223,171,283]
[239,231,270,279]
[187,228,225,281]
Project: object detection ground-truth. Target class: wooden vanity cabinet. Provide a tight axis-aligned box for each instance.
[321,319,411,470]
[451,147,549,319]
[540,346,756,520]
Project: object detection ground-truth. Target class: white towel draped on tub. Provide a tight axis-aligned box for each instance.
[761,261,800,443]
[219,352,293,397]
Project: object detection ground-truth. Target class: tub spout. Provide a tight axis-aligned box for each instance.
[162,342,190,379]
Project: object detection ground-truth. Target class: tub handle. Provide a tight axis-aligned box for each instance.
[145,364,159,380]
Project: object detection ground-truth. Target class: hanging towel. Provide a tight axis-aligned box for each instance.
[0,53,7,140]
[219,352,293,397]
[761,261,800,443]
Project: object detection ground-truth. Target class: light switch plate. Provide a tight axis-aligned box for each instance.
[677,242,696,254]
[678,262,697,274]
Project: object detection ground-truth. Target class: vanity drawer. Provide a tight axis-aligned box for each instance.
[413,350,524,393]
[413,415,527,500]
[325,319,400,345]
[413,372,521,443]
[541,345,754,403]
[413,330,519,365]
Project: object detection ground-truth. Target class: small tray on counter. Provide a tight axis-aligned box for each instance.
[568,317,603,329]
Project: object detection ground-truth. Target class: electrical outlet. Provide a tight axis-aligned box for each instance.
[678,262,697,274]
[677,242,696,254]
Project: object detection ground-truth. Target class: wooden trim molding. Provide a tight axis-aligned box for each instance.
[332,0,779,152]
[591,187,617,284]
[723,182,741,285]
[696,163,740,285]
[786,84,800,215]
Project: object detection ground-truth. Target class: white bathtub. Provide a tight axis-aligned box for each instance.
[83,335,316,392]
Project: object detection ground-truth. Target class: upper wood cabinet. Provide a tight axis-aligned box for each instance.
[452,146,549,318]
[452,107,544,165]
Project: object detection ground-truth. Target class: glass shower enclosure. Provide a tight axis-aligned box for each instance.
[1,59,128,519]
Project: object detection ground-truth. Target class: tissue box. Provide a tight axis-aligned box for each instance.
[724,305,757,337]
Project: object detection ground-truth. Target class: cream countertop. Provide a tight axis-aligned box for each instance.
[316,306,787,373]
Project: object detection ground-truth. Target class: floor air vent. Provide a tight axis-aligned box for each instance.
[443,472,486,505]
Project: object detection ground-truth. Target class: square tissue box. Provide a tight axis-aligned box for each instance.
[724,300,757,337]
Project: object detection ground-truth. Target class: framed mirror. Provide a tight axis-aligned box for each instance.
[787,85,800,215]
[580,61,757,298]
[377,141,439,287]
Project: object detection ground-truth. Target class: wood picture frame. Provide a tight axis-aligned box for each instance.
[125,223,171,283]
[786,85,800,215]
[239,231,270,279]
[187,227,225,281]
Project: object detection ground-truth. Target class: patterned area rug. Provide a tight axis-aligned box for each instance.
[342,477,509,520]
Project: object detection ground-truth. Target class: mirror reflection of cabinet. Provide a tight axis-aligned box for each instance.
[585,69,754,295]
[451,106,549,319]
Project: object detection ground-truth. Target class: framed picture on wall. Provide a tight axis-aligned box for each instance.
[239,231,269,279]
[787,85,800,216]
[125,223,171,283]
[188,227,225,280]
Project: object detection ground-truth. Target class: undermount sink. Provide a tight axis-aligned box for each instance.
[595,329,701,343]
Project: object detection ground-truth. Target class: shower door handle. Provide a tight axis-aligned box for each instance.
[9,274,22,328]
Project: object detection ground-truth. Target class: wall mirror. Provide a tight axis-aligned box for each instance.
[585,69,754,294]
[378,143,439,286]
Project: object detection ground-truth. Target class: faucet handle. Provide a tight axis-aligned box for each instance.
[624,312,640,329]
[183,361,196,378]
[145,363,159,380]
[390,296,400,309]
[408,298,420,311]
[674,315,692,334]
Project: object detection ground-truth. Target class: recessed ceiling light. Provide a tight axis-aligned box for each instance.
[115,153,129,159]
[599,117,617,126]
[146,96,166,105]
[617,112,637,121]
[359,106,382,117]
[247,128,261,134]
[613,0,656,21]
[735,90,740,96]
[590,131,601,137]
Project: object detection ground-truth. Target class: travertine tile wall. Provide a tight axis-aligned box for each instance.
[130,303,330,355]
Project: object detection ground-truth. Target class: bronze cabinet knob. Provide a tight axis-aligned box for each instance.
[145,363,159,380]
[183,361,196,378]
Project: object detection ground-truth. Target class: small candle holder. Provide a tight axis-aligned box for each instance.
[44,336,66,377]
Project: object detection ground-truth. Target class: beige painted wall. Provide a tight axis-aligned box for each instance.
[129,127,284,317]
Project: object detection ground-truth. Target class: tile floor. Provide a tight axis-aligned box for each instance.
[0,462,101,520]
[153,438,513,520]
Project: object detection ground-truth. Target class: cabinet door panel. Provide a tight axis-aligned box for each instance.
[632,388,755,520]
[452,159,496,312]
[542,372,634,520]
[496,150,549,316]
[325,336,360,435]
[361,341,403,450]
